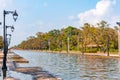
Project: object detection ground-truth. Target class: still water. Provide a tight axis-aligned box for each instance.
[5,50,120,80]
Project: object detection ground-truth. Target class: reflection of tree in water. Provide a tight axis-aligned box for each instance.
[77,55,120,79]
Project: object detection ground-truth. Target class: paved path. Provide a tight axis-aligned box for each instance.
[0,51,61,80]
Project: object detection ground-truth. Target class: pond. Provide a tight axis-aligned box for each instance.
[1,50,120,80]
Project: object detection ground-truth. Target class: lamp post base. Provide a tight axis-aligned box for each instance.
[2,53,7,79]
[2,69,7,79]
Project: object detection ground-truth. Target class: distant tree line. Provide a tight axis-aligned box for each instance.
[16,21,118,54]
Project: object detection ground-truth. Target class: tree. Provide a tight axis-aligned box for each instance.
[16,21,118,54]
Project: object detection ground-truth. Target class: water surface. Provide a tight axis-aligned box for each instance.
[1,50,120,80]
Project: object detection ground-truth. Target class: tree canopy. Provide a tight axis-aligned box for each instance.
[17,21,118,53]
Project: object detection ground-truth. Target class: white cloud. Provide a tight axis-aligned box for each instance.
[78,0,116,25]
[0,0,13,10]
[109,15,120,27]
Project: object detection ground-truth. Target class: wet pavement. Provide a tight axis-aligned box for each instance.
[0,51,61,80]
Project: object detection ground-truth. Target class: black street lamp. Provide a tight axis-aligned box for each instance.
[2,10,18,78]
[48,38,50,51]
[6,25,15,32]
[67,33,70,53]
[116,22,120,26]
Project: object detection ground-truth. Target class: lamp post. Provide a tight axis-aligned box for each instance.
[67,33,70,53]
[48,38,50,51]
[2,10,18,78]
[116,22,120,56]
[79,37,84,55]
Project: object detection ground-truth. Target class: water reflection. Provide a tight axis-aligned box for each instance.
[14,50,120,80]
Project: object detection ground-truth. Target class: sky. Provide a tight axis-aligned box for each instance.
[0,0,120,47]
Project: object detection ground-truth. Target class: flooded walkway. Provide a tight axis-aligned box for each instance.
[0,51,61,80]
[14,50,120,80]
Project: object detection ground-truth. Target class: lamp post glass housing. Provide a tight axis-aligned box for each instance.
[11,26,14,32]
[2,10,18,78]
[13,10,18,21]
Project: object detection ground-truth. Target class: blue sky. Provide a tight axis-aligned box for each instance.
[0,0,120,47]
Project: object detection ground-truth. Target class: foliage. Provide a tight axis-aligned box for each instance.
[17,21,118,53]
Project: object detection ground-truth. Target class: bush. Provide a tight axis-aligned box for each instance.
[85,48,98,53]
